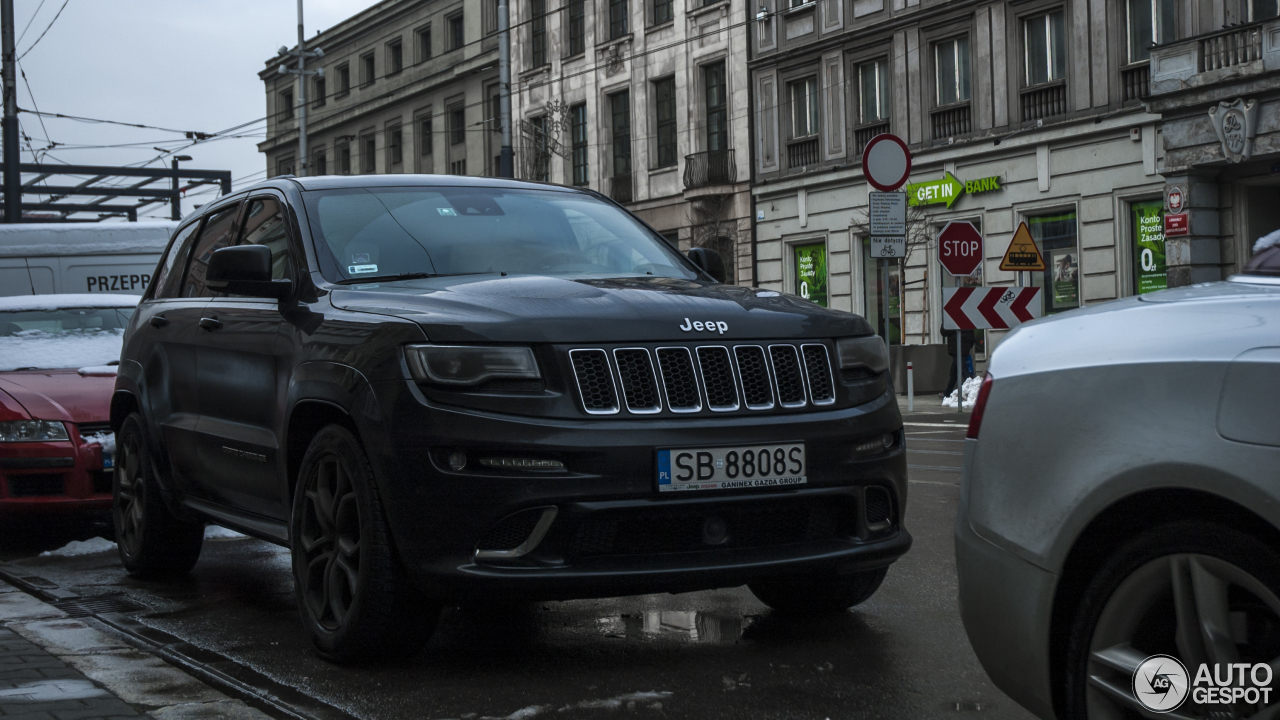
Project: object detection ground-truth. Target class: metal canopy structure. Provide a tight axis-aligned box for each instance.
[0,163,232,222]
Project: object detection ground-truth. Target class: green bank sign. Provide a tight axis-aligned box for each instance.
[906,172,1002,208]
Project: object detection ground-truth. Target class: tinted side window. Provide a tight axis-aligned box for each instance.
[238,197,292,281]
[152,221,201,299]
[183,204,241,298]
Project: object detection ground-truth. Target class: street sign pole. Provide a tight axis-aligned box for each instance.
[955,275,963,413]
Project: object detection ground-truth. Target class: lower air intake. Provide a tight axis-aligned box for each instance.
[865,486,893,525]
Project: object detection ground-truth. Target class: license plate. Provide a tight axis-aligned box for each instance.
[657,443,806,493]
[102,451,113,469]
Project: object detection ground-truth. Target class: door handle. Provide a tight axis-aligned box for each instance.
[149,315,169,328]
[198,316,222,331]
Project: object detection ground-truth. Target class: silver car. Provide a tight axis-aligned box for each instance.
[956,257,1280,719]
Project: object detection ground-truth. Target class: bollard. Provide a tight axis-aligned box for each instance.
[907,361,914,412]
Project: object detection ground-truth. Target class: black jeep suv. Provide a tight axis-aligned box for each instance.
[112,175,910,661]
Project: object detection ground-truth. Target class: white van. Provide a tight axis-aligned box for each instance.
[0,221,176,297]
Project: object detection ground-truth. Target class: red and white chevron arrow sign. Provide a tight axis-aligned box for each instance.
[942,287,1043,330]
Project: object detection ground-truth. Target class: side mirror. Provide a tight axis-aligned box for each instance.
[206,245,292,300]
[687,247,727,284]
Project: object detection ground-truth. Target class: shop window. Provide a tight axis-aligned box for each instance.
[1024,10,1067,85]
[789,76,819,138]
[862,238,902,345]
[1132,200,1166,294]
[793,242,828,307]
[934,36,971,106]
[1026,211,1080,314]
[1126,0,1177,63]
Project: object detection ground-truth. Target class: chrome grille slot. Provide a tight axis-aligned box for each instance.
[769,345,807,407]
[569,349,619,415]
[613,348,661,414]
[801,343,836,405]
[696,346,740,411]
[656,347,701,412]
[734,345,775,410]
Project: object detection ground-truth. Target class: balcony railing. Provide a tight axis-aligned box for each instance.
[610,173,633,203]
[930,103,971,140]
[786,137,820,169]
[683,150,736,188]
[854,122,890,156]
[1200,24,1263,71]
[1020,81,1068,122]
[1121,63,1150,101]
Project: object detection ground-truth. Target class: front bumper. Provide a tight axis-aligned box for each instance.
[0,439,113,513]
[360,380,910,601]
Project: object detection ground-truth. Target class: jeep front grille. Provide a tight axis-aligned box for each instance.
[569,341,838,416]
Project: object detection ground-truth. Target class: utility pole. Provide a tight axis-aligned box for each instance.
[170,155,192,220]
[2,0,19,222]
[278,1,322,177]
[498,0,513,178]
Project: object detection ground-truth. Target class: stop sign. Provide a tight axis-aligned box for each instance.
[938,221,983,276]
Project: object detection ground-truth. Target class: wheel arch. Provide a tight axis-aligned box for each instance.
[1047,487,1280,719]
[110,390,140,433]
[285,399,364,505]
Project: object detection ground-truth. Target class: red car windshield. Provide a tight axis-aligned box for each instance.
[0,307,135,371]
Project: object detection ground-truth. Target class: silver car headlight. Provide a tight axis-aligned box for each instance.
[836,336,889,375]
[0,420,70,442]
[404,345,541,386]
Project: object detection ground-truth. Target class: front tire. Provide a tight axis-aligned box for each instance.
[113,412,204,578]
[749,566,888,615]
[291,424,439,663]
[1064,521,1280,720]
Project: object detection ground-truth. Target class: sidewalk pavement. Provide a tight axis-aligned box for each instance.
[0,581,272,720]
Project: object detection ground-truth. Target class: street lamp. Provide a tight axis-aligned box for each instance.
[171,154,193,221]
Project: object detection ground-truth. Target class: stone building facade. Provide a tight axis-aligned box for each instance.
[259,0,503,184]
[507,0,755,281]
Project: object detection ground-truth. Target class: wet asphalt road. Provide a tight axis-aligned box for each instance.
[0,412,1034,720]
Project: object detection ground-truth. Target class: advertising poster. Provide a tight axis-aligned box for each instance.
[1050,249,1080,309]
[1133,200,1167,294]
[794,243,828,307]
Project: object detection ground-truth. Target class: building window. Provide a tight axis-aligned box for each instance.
[361,52,375,86]
[1027,210,1080,314]
[339,144,352,174]
[571,103,588,186]
[336,64,350,94]
[362,134,376,173]
[1249,0,1279,21]
[314,148,327,175]
[449,13,465,51]
[388,125,403,166]
[704,62,728,152]
[388,39,404,74]
[280,89,294,120]
[531,0,548,67]
[858,59,890,124]
[450,105,466,145]
[531,115,550,181]
[484,0,500,34]
[789,76,819,138]
[314,76,326,107]
[567,0,586,55]
[610,0,628,39]
[417,25,432,62]
[1126,0,1177,63]
[1024,10,1066,85]
[419,113,433,156]
[934,36,971,105]
[654,77,677,168]
[611,90,631,178]
[653,0,674,25]
[277,155,295,177]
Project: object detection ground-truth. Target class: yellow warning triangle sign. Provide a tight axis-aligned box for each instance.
[999,221,1047,272]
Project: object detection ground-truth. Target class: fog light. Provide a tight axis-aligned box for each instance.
[478,457,565,471]
[448,451,467,471]
[853,434,894,455]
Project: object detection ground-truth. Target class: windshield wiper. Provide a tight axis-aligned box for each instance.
[336,272,454,285]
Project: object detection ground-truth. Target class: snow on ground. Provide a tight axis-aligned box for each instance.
[40,537,117,558]
[942,376,983,409]
[82,431,115,455]
[0,328,125,371]
[204,526,247,540]
[0,294,139,312]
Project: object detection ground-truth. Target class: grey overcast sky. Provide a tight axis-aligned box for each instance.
[14,0,382,220]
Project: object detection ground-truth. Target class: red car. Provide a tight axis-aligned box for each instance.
[0,294,139,514]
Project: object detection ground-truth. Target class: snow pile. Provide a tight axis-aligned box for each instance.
[0,328,125,371]
[82,431,115,455]
[78,366,118,376]
[40,536,117,558]
[942,376,983,409]
[0,294,139,312]
[204,526,247,540]
[1255,228,1280,254]
[0,221,176,258]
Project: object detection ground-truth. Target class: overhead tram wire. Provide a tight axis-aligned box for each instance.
[16,0,69,61]
[16,0,48,45]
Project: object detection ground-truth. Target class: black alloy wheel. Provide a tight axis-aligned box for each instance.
[298,453,364,631]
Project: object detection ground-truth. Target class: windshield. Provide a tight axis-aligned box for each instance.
[302,186,699,283]
[0,307,135,371]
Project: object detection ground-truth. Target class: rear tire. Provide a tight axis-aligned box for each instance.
[749,566,889,615]
[113,412,204,579]
[291,424,439,663]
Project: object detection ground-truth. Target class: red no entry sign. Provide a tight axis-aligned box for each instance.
[861,134,912,192]
[938,221,983,276]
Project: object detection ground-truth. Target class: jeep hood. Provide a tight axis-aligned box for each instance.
[328,274,872,343]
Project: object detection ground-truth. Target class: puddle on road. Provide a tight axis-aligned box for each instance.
[596,610,754,643]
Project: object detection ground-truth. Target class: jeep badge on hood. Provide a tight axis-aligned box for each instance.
[680,318,728,334]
